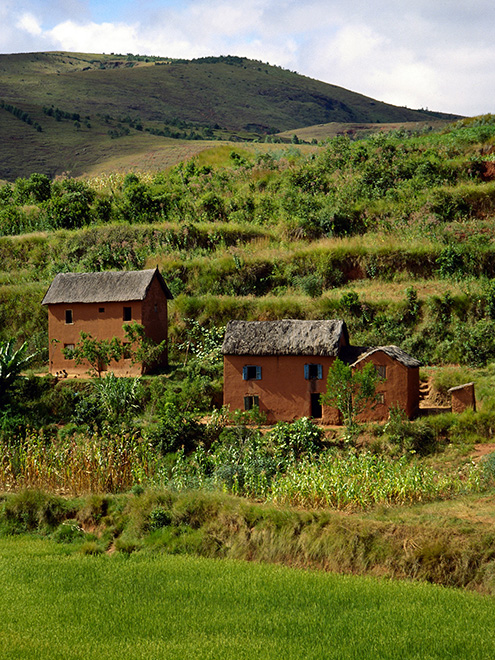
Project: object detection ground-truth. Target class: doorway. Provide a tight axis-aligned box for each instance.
[311,393,322,418]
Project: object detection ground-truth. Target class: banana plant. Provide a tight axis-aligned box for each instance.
[0,340,37,393]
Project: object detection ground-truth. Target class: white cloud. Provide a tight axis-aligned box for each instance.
[16,13,43,37]
[46,19,140,54]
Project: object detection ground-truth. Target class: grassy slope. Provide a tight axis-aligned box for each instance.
[277,119,454,142]
[0,535,494,660]
[0,51,459,179]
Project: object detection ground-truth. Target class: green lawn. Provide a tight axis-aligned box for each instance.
[1,536,494,659]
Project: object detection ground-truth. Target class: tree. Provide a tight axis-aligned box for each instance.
[123,322,168,373]
[320,358,382,441]
[0,340,37,404]
[63,324,166,377]
[63,332,123,378]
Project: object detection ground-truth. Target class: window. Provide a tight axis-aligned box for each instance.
[63,343,75,359]
[65,309,73,324]
[378,392,385,404]
[244,395,259,411]
[243,365,262,380]
[98,307,105,313]
[123,306,132,321]
[376,365,387,379]
[304,363,323,380]
[154,304,158,313]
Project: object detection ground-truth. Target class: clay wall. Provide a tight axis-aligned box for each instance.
[223,354,340,424]
[449,383,476,413]
[141,276,169,365]
[354,352,419,422]
[48,300,143,376]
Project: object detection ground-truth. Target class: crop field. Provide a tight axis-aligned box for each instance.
[0,535,494,660]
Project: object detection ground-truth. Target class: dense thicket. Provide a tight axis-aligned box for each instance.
[2,117,495,367]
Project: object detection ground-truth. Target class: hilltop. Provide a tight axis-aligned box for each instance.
[0,51,459,180]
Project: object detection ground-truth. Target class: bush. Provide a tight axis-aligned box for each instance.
[265,417,323,461]
[0,490,73,535]
[144,402,204,455]
[382,407,438,456]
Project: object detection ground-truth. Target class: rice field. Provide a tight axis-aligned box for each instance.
[0,536,494,660]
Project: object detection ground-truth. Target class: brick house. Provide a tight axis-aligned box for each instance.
[222,319,420,424]
[350,346,420,422]
[41,268,173,376]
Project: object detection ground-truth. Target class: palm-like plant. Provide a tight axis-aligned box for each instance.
[0,340,37,393]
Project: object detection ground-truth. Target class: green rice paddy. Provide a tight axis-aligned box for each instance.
[1,536,494,659]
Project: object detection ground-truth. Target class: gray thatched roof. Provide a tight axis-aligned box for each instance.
[222,320,349,356]
[351,345,421,368]
[41,268,173,305]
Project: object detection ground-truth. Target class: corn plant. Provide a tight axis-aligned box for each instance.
[0,430,161,494]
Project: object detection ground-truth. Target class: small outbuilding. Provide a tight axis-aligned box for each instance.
[350,346,421,422]
[222,319,421,424]
[448,382,476,414]
[41,268,173,376]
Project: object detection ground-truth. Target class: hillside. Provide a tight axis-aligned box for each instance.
[0,51,459,180]
[3,112,495,599]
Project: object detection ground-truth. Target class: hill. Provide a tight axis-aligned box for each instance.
[0,51,460,180]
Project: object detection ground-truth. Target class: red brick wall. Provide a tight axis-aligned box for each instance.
[47,278,169,377]
[354,352,419,422]
[223,354,340,424]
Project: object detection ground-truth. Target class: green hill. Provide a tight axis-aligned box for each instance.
[0,51,460,180]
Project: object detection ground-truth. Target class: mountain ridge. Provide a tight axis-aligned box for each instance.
[0,51,461,179]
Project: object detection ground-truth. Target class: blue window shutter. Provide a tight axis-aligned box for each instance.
[256,366,262,380]
[304,364,310,380]
[317,364,323,380]
[243,366,248,380]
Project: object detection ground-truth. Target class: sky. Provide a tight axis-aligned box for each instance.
[2,0,494,117]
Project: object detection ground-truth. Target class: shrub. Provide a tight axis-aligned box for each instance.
[53,519,85,543]
[265,417,323,462]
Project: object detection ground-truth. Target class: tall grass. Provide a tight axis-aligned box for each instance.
[269,452,489,509]
[0,430,160,494]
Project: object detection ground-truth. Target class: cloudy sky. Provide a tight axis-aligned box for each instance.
[2,0,494,117]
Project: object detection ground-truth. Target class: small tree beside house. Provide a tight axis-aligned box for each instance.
[320,358,382,441]
[42,268,173,377]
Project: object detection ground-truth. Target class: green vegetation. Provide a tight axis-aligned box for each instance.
[0,340,37,405]
[4,119,495,372]
[0,50,458,179]
[0,535,494,660]
[4,111,495,600]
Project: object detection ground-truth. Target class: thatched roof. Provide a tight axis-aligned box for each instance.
[351,345,421,368]
[222,320,349,356]
[41,268,173,305]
